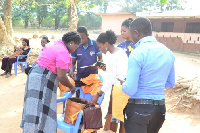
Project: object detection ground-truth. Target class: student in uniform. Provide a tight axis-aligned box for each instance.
[118,18,135,57]
[70,26,102,80]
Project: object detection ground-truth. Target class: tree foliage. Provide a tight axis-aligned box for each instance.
[4,0,187,31]
[120,0,186,12]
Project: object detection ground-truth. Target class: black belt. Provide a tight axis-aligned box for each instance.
[128,99,165,105]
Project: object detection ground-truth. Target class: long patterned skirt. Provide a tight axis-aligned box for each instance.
[20,63,58,133]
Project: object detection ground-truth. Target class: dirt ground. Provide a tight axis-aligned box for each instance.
[0,30,200,133]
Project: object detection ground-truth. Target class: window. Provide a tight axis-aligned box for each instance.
[161,22,174,32]
[185,23,200,33]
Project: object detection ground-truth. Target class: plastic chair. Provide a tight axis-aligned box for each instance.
[57,86,105,133]
[61,74,104,113]
[14,48,32,76]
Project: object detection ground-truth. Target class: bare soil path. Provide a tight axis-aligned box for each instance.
[0,32,200,133]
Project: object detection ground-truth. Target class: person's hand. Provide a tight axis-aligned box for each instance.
[89,94,99,105]
[117,78,125,85]
[89,66,97,70]
[98,64,106,71]
[69,85,75,94]
[69,71,74,79]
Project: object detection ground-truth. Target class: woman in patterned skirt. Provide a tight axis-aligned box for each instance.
[20,32,81,133]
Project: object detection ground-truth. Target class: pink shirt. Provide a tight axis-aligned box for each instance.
[37,40,71,74]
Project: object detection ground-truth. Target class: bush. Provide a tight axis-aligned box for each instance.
[78,12,102,30]
[60,15,68,28]
[42,16,54,28]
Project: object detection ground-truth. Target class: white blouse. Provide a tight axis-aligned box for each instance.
[101,48,128,93]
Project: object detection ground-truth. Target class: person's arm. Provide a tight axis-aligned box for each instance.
[97,53,102,62]
[69,58,76,79]
[20,48,30,55]
[90,90,104,105]
[165,63,175,88]
[70,49,77,78]
[16,47,24,54]
[13,51,21,57]
[90,54,117,105]
[122,54,141,96]
[55,47,74,92]
[90,67,114,104]
[95,42,103,62]
[57,68,75,93]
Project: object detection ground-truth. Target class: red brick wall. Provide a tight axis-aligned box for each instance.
[182,43,200,53]
[156,36,200,53]
[116,32,200,53]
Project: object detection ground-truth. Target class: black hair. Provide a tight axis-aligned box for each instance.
[42,36,50,43]
[62,31,81,45]
[121,18,134,28]
[22,39,29,46]
[97,30,117,45]
[77,26,88,35]
[130,17,152,36]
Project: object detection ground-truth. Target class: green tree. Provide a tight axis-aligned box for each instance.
[121,0,158,12]
[165,0,186,10]
[48,0,66,29]
[160,0,168,11]
[78,12,101,29]
[35,0,48,28]
[13,0,35,28]
[120,0,185,12]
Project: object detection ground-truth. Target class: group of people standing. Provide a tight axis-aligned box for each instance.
[18,17,175,133]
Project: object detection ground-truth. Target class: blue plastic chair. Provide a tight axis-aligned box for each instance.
[60,74,104,113]
[14,48,32,76]
[57,86,105,133]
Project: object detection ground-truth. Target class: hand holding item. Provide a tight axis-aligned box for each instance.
[89,91,103,105]
[89,94,99,105]
[95,61,106,71]
[88,65,97,70]
[98,64,106,71]
[117,78,125,85]
[69,70,74,79]
[70,85,75,94]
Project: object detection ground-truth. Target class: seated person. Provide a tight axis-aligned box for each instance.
[9,45,22,58]
[0,39,31,78]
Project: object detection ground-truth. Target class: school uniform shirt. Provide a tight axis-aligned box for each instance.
[117,41,135,57]
[122,36,175,100]
[71,38,102,80]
